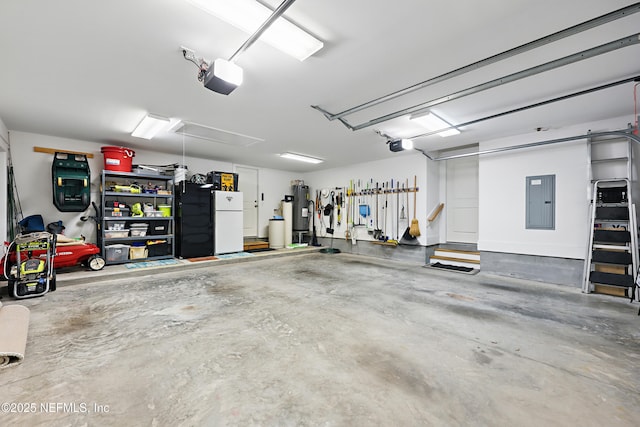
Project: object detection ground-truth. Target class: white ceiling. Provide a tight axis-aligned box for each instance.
[1,0,638,172]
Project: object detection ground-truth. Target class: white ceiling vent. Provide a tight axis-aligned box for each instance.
[172,121,264,147]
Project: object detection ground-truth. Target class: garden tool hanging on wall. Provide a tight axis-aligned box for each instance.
[320,192,341,255]
[401,178,419,245]
[360,179,371,229]
[373,182,383,240]
[367,184,373,234]
[324,191,335,235]
[336,191,342,226]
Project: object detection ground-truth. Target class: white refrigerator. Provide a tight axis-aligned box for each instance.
[214,191,244,254]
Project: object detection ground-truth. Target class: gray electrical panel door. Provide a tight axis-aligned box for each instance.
[526,175,555,229]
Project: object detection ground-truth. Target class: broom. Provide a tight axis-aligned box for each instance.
[409,175,421,237]
[400,178,417,244]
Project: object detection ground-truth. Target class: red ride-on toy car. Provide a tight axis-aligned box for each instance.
[2,235,105,278]
[50,236,106,271]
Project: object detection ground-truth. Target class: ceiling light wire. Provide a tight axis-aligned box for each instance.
[182,48,209,82]
[181,125,187,193]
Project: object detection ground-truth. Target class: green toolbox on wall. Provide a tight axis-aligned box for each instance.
[52,152,91,212]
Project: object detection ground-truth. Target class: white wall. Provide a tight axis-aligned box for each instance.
[256,168,301,238]
[302,153,431,245]
[8,131,301,242]
[478,116,633,259]
[0,119,7,146]
[9,114,635,258]
[424,154,442,245]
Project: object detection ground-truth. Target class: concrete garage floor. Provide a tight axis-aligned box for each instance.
[1,252,640,426]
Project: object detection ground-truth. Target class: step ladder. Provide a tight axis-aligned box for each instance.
[583,129,639,302]
[583,179,638,297]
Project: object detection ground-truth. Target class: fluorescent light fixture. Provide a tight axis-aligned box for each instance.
[280,152,323,164]
[204,58,244,94]
[410,111,460,137]
[131,114,171,139]
[186,0,323,61]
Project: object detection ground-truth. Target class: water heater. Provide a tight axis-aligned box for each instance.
[291,181,310,232]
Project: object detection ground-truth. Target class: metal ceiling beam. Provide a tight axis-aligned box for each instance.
[404,75,640,140]
[417,129,640,162]
[346,34,640,131]
[312,3,640,122]
[229,0,297,62]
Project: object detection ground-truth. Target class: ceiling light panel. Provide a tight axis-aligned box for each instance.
[410,112,460,137]
[280,152,323,164]
[186,0,323,61]
[131,114,171,139]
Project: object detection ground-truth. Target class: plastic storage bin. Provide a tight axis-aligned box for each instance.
[148,220,169,235]
[107,221,126,231]
[105,207,130,217]
[129,245,148,259]
[158,205,171,217]
[105,229,129,239]
[105,244,130,262]
[129,223,149,237]
[147,240,170,257]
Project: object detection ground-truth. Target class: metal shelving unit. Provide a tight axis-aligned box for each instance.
[101,170,175,265]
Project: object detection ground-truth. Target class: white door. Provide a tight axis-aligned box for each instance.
[235,166,258,237]
[446,156,479,243]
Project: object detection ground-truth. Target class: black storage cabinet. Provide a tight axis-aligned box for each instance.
[175,182,214,258]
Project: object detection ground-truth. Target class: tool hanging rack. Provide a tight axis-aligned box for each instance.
[349,186,419,196]
[313,176,420,246]
[314,180,418,215]
[348,182,419,197]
